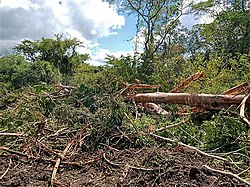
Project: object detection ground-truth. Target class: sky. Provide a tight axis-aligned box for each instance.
[0,0,210,66]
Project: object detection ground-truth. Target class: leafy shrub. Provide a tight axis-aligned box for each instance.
[200,110,250,153]
[0,55,60,91]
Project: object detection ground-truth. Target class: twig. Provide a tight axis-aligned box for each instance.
[99,143,120,152]
[55,83,76,90]
[124,113,139,133]
[61,159,98,167]
[126,83,161,90]
[103,153,159,171]
[39,127,68,141]
[155,119,189,132]
[240,93,250,127]
[0,132,26,136]
[103,153,122,167]
[117,82,160,98]
[127,164,160,171]
[238,166,250,176]
[203,165,250,186]
[36,141,62,158]
[51,139,74,186]
[0,158,12,180]
[51,128,88,186]
[211,146,250,156]
[150,133,227,162]
[0,146,27,157]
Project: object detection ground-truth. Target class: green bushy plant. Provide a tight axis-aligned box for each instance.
[0,55,60,92]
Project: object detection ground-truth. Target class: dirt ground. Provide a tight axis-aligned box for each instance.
[0,146,247,187]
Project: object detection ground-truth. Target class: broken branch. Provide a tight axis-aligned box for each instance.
[143,102,170,116]
[170,71,204,93]
[222,83,249,95]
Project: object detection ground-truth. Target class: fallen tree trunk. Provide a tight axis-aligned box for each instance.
[133,93,250,110]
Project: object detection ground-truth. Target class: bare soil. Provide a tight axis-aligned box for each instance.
[0,146,246,187]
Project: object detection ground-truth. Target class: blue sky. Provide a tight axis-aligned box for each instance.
[0,0,208,65]
[97,15,137,53]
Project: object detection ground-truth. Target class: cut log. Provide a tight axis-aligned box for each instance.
[133,93,250,110]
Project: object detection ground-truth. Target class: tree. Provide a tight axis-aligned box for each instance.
[14,34,90,75]
[107,0,189,76]
[192,0,250,56]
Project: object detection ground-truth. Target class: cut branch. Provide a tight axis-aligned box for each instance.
[180,82,249,113]
[222,83,249,95]
[132,93,250,110]
[170,71,204,93]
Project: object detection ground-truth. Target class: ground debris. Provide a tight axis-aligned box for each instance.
[0,147,246,187]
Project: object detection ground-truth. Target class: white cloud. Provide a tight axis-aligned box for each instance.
[0,0,125,65]
[88,48,134,66]
[0,0,125,40]
[180,0,215,29]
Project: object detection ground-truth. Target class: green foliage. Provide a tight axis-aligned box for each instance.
[201,110,250,153]
[14,34,90,75]
[191,0,250,57]
[200,10,250,56]
[0,89,45,133]
[105,55,138,83]
[0,55,60,92]
[71,63,105,90]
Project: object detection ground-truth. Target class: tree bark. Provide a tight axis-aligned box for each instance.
[133,93,250,110]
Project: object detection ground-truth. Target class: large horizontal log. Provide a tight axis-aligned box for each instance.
[133,93,250,110]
